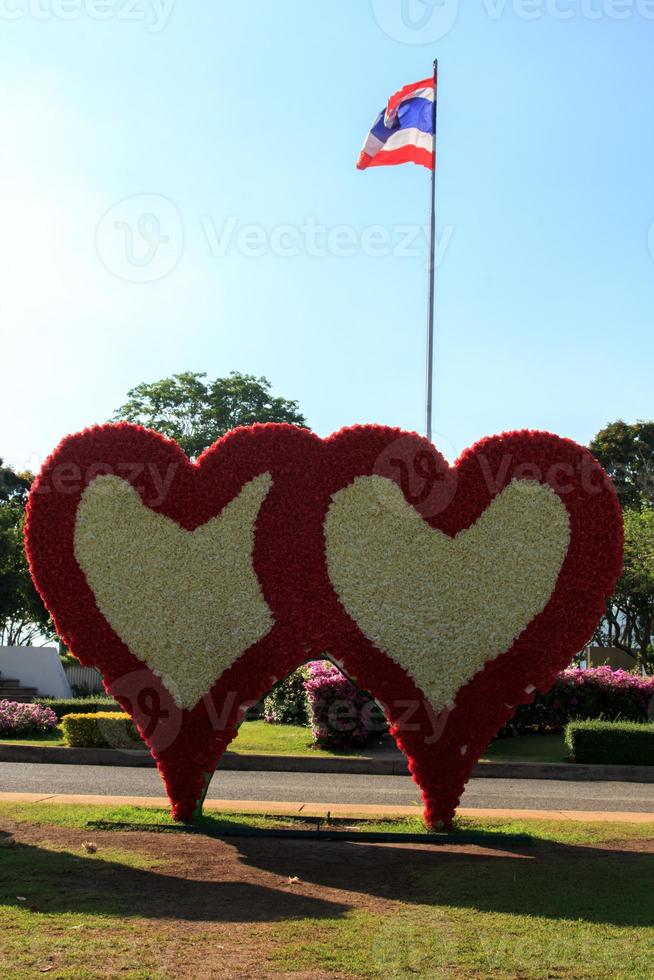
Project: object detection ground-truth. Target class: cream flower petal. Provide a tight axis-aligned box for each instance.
[325,477,570,713]
[74,473,274,710]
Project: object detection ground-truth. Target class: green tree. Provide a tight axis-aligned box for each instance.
[589,420,654,509]
[0,461,52,646]
[589,421,654,670]
[596,507,654,671]
[112,371,307,459]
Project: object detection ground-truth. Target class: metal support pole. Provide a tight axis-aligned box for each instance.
[425,58,439,443]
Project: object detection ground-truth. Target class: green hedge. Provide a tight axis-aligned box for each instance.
[60,712,143,749]
[36,698,119,721]
[565,720,654,766]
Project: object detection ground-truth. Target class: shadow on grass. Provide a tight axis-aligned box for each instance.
[232,834,654,928]
[0,829,348,923]
[1,827,653,927]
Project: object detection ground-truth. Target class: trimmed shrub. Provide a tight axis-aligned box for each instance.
[501,667,654,736]
[263,668,310,726]
[0,700,58,737]
[60,712,142,749]
[565,720,654,766]
[304,660,386,750]
[36,697,119,721]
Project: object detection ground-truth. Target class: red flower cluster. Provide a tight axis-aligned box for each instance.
[25,422,623,828]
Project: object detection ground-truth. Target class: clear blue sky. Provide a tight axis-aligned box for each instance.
[2,0,653,471]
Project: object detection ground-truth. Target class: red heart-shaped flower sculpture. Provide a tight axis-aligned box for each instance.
[26,422,325,819]
[25,422,622,828]
[309,426,623,827]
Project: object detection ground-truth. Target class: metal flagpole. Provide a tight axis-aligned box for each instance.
[425,58,438,443]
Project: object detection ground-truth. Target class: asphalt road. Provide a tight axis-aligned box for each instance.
[2,762,654,812]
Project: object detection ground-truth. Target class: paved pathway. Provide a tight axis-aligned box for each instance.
[2,762,654,812]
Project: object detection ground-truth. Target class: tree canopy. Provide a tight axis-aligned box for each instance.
[112,371,307,459]
[0,461,31,507]
[0,460,52,646]
[589,420,654,670]
[589,420,654,509]
[597,506,654,671]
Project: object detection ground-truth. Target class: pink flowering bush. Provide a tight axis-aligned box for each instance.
[0,700,58,737]
[303,660,386,749]
[501,667,654,736]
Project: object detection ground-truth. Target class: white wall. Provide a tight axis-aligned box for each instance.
[0,647,72,698]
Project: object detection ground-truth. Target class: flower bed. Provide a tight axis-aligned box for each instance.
[0,700,58,737]
[501,667,654,736]
[304,660,386,749]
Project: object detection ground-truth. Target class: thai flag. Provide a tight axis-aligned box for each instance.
[357,76,436,171]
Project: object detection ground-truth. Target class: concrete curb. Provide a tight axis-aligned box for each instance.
[1,742,654,783]
[1,791,653,824]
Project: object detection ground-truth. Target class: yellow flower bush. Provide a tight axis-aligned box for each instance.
[60,711,140,749]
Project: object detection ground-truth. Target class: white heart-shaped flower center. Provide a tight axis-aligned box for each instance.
[74,473,274,710]
[325,476,570,713]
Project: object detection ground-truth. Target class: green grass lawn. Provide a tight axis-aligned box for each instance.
[231,725,571,763]
[482,733,569,763]
[230,719,328,754]
[1,802,653,978]
[0,721,374,757]
[0,721,368,756]
[0,722,571,763]
[0,731,65,747]
[0,803,654,844]
[229,720,386,756]
[2,801,654,845]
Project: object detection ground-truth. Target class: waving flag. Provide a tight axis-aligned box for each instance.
[357,62,440,445]
[357,76,436,171]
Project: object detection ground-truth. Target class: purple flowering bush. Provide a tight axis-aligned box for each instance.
[0,700,58,737]
[303,660,386,749]
[501,667,654,736]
